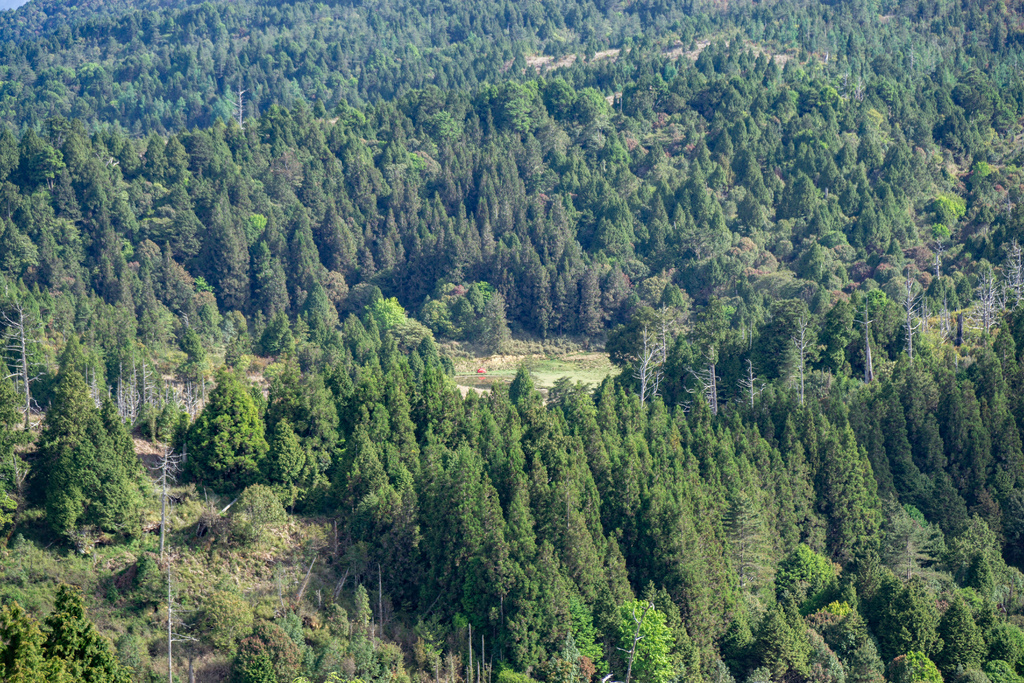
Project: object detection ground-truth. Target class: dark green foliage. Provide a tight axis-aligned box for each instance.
[186,368,269,492]
[41,585,133,682]
[41,340,145,539]
[872,575,941,665]
[937,594,987,676]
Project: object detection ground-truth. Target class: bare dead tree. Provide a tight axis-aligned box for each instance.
[152,446,184,563]
[737,359,762,409]
[1,304,41,430]
[295,555,318,609]
[117,359,142,424]
[688,353,719,415]
[172,381,201,419]
[234,87,247,130]
[933,242,945,280]
[792,316,811,405]
[142,359,155,408]
[901,270,922,364]
[860,304,874,383]
[940,297,954,343]
[633,326,666,407]
[88,366,103,408]
[969,269,1003,337]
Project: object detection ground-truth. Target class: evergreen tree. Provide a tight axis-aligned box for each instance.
[42,585,132,683]
[0,602,68,683]
[936,593,986,676]
[186,368,270,491]
[481,292,513,354]
[874,576,940,664]
[817,420,881,564]
[42,340,144,539]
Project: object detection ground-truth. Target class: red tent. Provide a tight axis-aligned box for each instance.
[477,368,487,374]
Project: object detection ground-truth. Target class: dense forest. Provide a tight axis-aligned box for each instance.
[1,0,1024,680]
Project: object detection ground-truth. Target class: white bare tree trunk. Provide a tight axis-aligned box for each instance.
[902,271,921,364]
[792,316,809,405]
[738,359,760,408]
[2,305,36,430]
[633,326,666,407]
[862,305,874,383]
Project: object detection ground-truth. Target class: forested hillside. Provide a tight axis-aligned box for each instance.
[1,0,1024,681]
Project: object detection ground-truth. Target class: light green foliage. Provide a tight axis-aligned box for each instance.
[888,652,944,683]
[775,544,836,610]
[497,668,540,683]
[616,601,675,683]
[234,484,288,542]
[822,602,853,618]
[245,214,268,245]
[199,588,254,654]
[931,224,951,241]
[368,297,408,330]
[933,194,967,226]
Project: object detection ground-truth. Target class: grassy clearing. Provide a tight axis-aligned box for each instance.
[451,350,619,396]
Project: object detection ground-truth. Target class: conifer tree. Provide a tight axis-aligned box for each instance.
[186,368,269,491]
[874,576,940,664]
[42,585,133,683]
[266,419,310,507]
[42,339,144,539]
[816,420,881,564]
[726,488,773,596]
[752,606,806,681]
[936,594,986,676]
[481,292,513,354]
[0,601,66,683]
